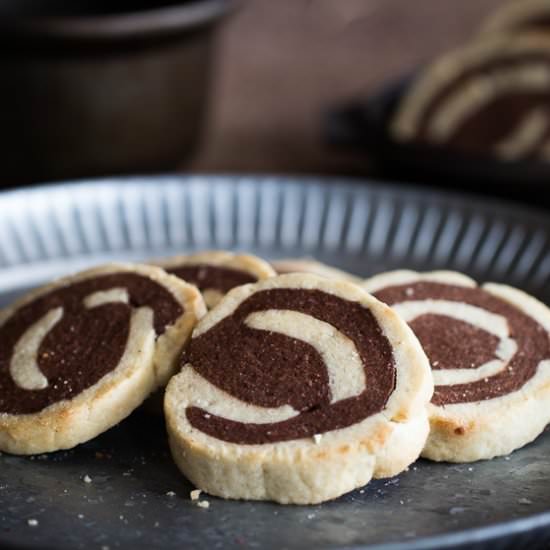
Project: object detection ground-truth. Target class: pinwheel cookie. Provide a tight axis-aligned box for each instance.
[165,273,432,504]
[0,263,205,455]
[155,251,275,309]
[391,33,550,162]
[364,271,550,463]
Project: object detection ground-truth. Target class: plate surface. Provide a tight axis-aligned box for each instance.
[0,175,550,550]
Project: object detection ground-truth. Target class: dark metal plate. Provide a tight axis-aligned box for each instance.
[0,175,549,550]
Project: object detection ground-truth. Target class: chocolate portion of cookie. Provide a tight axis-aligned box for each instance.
[166,264,257,294]
[408,314,500,371]
[185,288,396,444]
[0,273,182,415]
[374,282,550,405]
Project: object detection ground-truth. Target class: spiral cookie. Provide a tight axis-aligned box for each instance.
[272,258,363,284]
[0,263,205,455]
[165,273,432,504]
[155,251,275,309]
[391,33,550,162]
[364,270,550,462]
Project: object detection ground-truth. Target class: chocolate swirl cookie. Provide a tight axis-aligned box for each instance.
[0,263,205,455]
[364,270,550,463]
[391,33,550,162]
[165,274,432,504]
[155,251,275,309]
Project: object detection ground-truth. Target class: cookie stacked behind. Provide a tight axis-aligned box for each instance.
[154,251,276,309]
[165,273,433,504]
[0,263,205,455]
[391,33,550,162]
[365,270,550,462]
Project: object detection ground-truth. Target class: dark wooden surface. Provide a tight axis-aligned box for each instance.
[190,0,504,176]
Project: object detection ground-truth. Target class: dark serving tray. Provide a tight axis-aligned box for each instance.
[0,175,550,550]
[326,78,550,202]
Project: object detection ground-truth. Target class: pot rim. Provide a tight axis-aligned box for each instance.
[0,0,232,42]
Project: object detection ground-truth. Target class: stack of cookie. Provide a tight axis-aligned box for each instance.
[391,0,550,163]
[0,252,549,505]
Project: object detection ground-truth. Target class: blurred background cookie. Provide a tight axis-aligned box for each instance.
[326,1,550,195]
[391,33,550,162]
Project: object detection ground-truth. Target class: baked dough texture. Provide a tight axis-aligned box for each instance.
[0,263,205,455]
[364,270,550,462]
[165,273,432,504]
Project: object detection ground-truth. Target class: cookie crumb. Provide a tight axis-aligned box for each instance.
[27,518,39,527]
[197,500,210,509]
[313,434,322,444]
[190,489,202,501]
[83,474,92,484]
[166,491,176,497]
